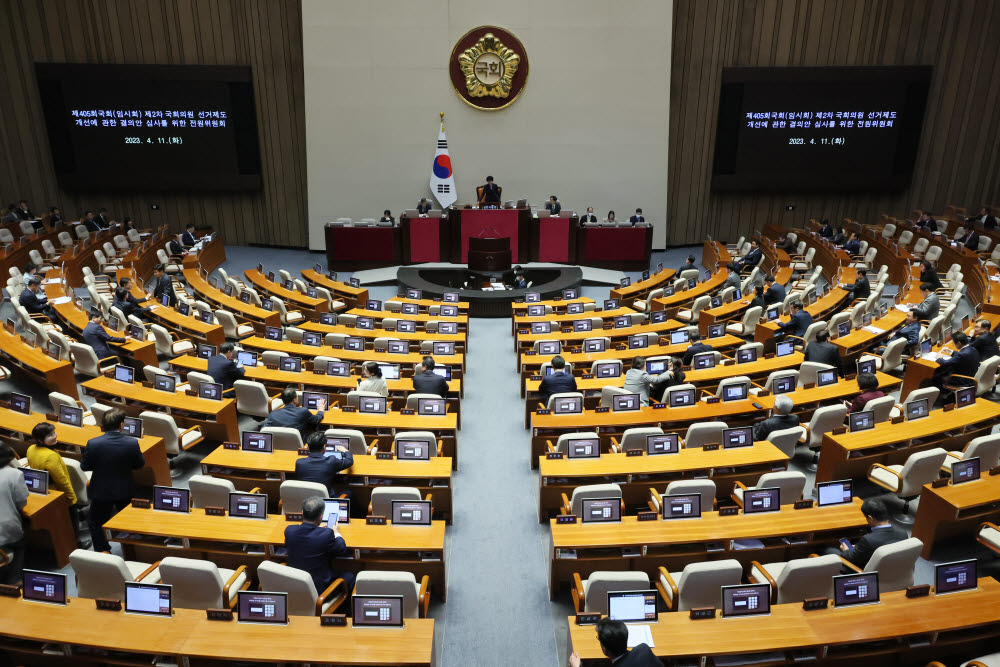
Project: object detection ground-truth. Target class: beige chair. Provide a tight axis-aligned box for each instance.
[70,549,161,600]
[369,486,426,516]
[403,394,445,412]
[868,448,948,523]
[942,433,1000,474]
[256,561,347,616]
[839,537,923,592]
[324,428,377,456]
[260,350,288,366]
[270,297,304,325]
[977,522,1000,556]
[749,554,842,604]
[393,431,441,457]
[354,571,430,618]
[800,405,849,457]
[150,324,195,357]
[702,376,750,402]
[546,432,601,455]
[676,295,711,323]
[63,458,91,511]
[155,248,182,274]
[611,427,663,453]
[633,289,664,313]
[215,309,254,340]
[142,364,171,384]
[157,556,249,610]
[545,392,585,411]
[185,371,215,392]
[656,559,743,611]
[797,362,836,388]
[862,337,908,374]
[572,571,650,614]
[945,354,1000,396]
[140,411,204,457]
[261,426,304,452]
[765,426,807,458]
[48,392,97,426]
[188,474,236,509]
[862,395,897,423]
[234,380,280,418]
[562,483,622,517]
[751,370,799,395]
[649,479,716,513]
[682,422,728,448]
[732,471,806,507]
[599,385,633,408]
[346,390,384,408]
[726,306,763,337]
[69,341,117,377]
[280,480,330,514]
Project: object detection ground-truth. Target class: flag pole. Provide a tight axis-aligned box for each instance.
[440,111,444,130]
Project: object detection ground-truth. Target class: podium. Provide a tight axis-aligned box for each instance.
[467,237,512,272]
[448,207,532,264]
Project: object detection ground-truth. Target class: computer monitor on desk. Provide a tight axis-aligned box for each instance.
[531,321,551,334]
[645,359,666,374]
[722,382,749,402]
[353,595,404,627]
[585,339,607,353]
[417,397,445,416]
[816,480,852,507]
[668,388,696,407]
[229,492,267,519]
[742,488,780,514]
[391,500,432,526]
[22,570,66,605]
[776,340,794,357]
[153,486,190,513]
[114,364,134,383]
[722,426,752,448]
[612,393,640,412]
[58,405,83,427]
[21,468,48,495]
[553,396,583,415]
[848,410,875,433]
[581,497,621,523]
[396,439,431,460]
[567,438,600,459]
[955,386,975,408]
[833,572,880,607]
[595,362,620,378]
[237,591,287,624]
[327,361,350,376]
[322,498,350,525]
[9,392,30,414]
[669,330,689,345]
[934,560,977,595]
[125,582,172,616]
[906,398,929,421]
[662,493,701,519]
[607,590,658,622]
[242,431,272,453]
[721,584,770,617]
[645,433,679,455]
[359,396,387,414]
[952,457,981,484]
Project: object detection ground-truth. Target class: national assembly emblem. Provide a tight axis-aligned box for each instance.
[449,26,529,111]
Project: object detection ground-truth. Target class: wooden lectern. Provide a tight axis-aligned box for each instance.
[467,237,511,272]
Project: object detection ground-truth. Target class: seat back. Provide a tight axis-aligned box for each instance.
[865,537,923,592]
[149,324,175,356]
[663,479,716,512]
[569,483,622,517]
[774,554,844,605]
[862,395,897,423]
[897,230,913,246]
[393,430,437,457]
[674,560,743,612]
[325,428,370,456]
[256,561,318,616]
[354,571,421,618]
[974,355,1000,395]
[763,370,798,391]
[234,380,270,419]
[683,422,728,448]
[69,549,135,600]
[599,385,631,408]
[214,310,240,338]
[186,371,215,392]
[619,427,664,452]
[188,474,236,508]
[963,434,1000,469]
[714,376,750,399]
[63,457,90,506]
[805,405,848,448]
[740,306,763,332]
[881,337,908,372]
[139,411,182,456]
[47,392,80,415]
[553,432,602,455]
[347,390,384,408]
[370,487,421,516]
[912,237,929,254]
[280,480,329,514]
[69,342,103,377]
[584,571,650,614]
[898,448,948,497]
[261,426,304,451]
[753,471,806,505]
[547,391,585,410]
[158,557,224,609]
[404,394,443,411]
[591,359,623,376]
[765,426,806,458]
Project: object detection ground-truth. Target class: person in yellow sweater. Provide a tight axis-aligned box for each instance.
[27,422,91,548]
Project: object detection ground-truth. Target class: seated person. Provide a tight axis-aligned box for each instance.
[735,239,762,271]
[678,255,697,273]
[723,262,741,291]
[284,496,354,595]
[262,386,325,437]
[752,394,799,442]
[763,274,785,306]
[379,209,395,223]
[818,219,834,238]
[778,300,812,339]
[22,263,39,289]
[82,310,132,362]
[511,269,528,289]
[206,342,245,396]
[167,235,185,256]
[804,329,840,372]
[970,318,1000,360]
[915,210,936,231]
[628,208,644,225]
[776,233,795,251]
[357,361,389,397]
[918,260,942,291]
[681,332,713,367]
[416,198,432,215]
[912,282,940,321]
[544,195,561,215]
[295,432,354,495]
[957,223,979,251]
[181,223,197,247]
[833,498,906,572]
[538,355,576,405]
[27,422,90,548]
[580,206,598,224]
[883,310,921,355]
[840,267,871,301]
[568,617,658,667]
[847,372,884,413]
[19,278,50,316]
[931,331,980,392]
[412,356,448,397]
[652,357,685,403]
[831,226,847,246]
[605,210,616,223]
[748,283,766,311]
[624,356,671,407]
[843,232,861,255]
[113,278,151,321]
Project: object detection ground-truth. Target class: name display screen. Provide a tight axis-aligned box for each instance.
[712,66,931,192]
[36,63,262,191]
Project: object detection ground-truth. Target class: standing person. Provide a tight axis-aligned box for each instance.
[145,264,176,306]
[81,409,145,553]
[357,361,389,397]
[0,444,28,584]
[27,422,91,548]
[114,277,151,321]
[764,274,786,306]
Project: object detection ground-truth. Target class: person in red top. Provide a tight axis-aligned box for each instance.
[846,372,884,413]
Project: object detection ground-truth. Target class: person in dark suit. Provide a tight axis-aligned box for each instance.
[1,204,18,223]
[113,278,151,321]
[735,238,762,271]
[167,235,185,256]
[912,283,940,321]
[83,310,131,361]
[628,208,644,225]
[263,386,325,437]
[804,330,840,372]
[538,355,577,405]
[971,206,997,231]
[569,617,659,667]
[544,196,561,215]
[295,432,354,495]
[843,232,861,255]
[81,408,145,552]
[181,223,197,247]
[753,394,800,442]
[412,356,449,397]
[416,198,432,215]
[207,342,245,396]
[723,262,742,292]
[678,255,697,274]
[284,496,354,594]
[651,357,686,403]
[818,219,834,238]
[778,300,812,339]
[379,209,395,223]
[886,311,921,354]
[681,332,713,367]
[835,498,907,572]
[957,223,980,251]
[580,206,597,223]
[841,267,871,301]
[478,175,501,205]
[763,274,785,306]
[831,226,847,246]
[511,269,528,289]
[145,264,176,306]
[776,234,795,251]
[932,331,980,391]
[19,278,50,315]
[915,211,936,231]
[47,206,63,227]
[970,318,1000,361]
[918,260,942,291]
[94,208,111,228]
[748,284,766,311]
[15,200,33,220]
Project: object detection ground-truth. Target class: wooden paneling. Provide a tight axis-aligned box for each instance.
[669,0,1000,246]
[0,0,307,248]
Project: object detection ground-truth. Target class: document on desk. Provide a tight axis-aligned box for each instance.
[49,296,73,305]
[861,325,885,334]
[895,304,910,312]
[920,352,946,362]
[626,624,654,649]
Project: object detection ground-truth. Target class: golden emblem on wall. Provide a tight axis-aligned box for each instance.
[449,26,529,111]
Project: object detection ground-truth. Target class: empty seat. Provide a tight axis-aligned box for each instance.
[656,559,743,611]
[732,471,806,507]
[573,571,650,614]
[256,561,348,616]
[261,426,304,451]
[650,479,716,513]
[188,474,236,509]
[749,554,842,604]
[157,556,249,610]
[70,549,161,600]
[354,571,430,618]
[563,483,622,517]
[370,487,426,517]
[868,449,948,523]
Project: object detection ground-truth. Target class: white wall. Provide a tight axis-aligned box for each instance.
[302,0,672,250]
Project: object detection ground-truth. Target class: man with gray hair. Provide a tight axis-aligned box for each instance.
[284,495,354,594]
[752,394,799,441]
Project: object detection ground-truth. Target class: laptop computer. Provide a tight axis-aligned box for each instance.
[322,498,350,525]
